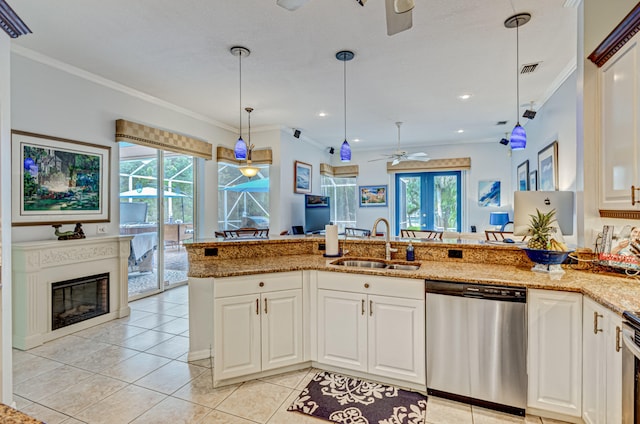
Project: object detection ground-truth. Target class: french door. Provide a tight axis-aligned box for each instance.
[119,143,195,299]
[395,171,461,235]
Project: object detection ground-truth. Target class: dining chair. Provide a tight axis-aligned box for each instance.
[400,229,443,240]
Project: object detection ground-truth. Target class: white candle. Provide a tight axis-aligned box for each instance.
[325,224,339,256]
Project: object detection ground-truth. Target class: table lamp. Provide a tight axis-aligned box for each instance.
[489,212,510,231]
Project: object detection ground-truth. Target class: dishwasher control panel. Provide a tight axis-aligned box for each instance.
[426,280,526,303]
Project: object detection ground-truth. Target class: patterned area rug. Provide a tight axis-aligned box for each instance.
[288,371,427,424]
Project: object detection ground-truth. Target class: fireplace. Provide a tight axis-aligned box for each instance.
[52,273,110,330]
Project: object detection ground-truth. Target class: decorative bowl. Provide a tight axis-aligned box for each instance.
[521,248,572,265]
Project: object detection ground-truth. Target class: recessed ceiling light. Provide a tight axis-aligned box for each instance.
[353,138,361,143]
[318,112,327,117]
[458,94,472,101]
[457,129,464,133]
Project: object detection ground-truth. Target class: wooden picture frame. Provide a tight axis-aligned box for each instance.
[517,160,529,191]
[538,141,559,191]
[529,170,538,191]
[294,161,312,194]
[359,185,388,207]
[12,130,110,226]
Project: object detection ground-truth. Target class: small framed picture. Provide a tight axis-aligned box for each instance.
[538,141,558,191]
[478,180,501,207]
[359,185,387,207]
[294,161,312,194]
[517,160,529,191]
[529,170,538,191]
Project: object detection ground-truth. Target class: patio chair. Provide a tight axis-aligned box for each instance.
[400,229,443,240]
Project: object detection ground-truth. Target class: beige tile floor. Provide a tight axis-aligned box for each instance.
[12,285,570,424]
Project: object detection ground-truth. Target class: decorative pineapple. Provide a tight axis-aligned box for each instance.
[526,208,556,250]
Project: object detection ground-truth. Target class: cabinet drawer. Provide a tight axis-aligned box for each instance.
[214,271,302,298]
[317,271,423,300]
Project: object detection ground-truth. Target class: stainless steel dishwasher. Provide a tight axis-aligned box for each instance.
[426,280,527,416]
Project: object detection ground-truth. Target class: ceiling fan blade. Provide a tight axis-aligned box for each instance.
[406,154,430,162]
[386,0,412,35]
[392,158,401,166]
[368,156,392,162]
[394,0,415,14]
[276,0,311,11]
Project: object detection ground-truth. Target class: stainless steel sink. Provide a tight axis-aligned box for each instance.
[330,258,420,271]
[332,259,387,269]
[385,263,421,271]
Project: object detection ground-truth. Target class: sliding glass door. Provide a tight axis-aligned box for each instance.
[395,171,461,234]
[119,143,194,299]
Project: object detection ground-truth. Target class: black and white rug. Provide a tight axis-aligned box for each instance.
[288,371,427,424]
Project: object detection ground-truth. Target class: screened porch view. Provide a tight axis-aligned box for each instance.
[218,163,270,231]
[119,143,194,299]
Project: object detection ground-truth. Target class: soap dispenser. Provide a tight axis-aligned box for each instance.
[406,241,415,261]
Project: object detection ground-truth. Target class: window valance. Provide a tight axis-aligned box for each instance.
[216,146,272,165]
[320,163,359,177]
[386,157,471,172]
[115,119,213,160]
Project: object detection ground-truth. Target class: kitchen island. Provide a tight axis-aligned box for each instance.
[184,235,638,422]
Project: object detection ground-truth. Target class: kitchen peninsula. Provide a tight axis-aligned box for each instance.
[185,235,640,421]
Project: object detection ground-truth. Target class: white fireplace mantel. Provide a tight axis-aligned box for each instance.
[12,235,131,350]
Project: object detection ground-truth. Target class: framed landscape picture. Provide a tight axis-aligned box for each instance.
[359,185,387,207]
[517,160,529,191]
[11,130,110,226]
[538,141,558,191]
[294,161,312,194]
[529,170,538,191]
[478,180,500,207]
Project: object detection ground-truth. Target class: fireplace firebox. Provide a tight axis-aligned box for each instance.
[51,273,110,330]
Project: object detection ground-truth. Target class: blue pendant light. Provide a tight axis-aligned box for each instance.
[231,46,250,160]
[336,50,354,162]
[504,13,530,151]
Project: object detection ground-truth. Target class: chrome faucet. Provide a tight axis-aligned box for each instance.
[372,218,397,261]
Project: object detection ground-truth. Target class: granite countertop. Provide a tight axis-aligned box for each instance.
[0,404,43,423]
[188,253,640,316]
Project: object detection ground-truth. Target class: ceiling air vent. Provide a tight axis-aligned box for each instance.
[520,62,540,74]
[496,120,508,126]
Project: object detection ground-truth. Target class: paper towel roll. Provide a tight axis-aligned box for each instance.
[325,224,339,256]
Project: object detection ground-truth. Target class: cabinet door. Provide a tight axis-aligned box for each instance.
[605,310,623,424]
[317,289,367,372]
[528,289,582,417]
[261,289,303,371]
[214,294,261,380]
[582,297,607,424]
[368,295,425,384]
[600,37,640,210]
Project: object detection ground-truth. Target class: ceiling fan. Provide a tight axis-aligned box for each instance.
[370,122,430,166]
[276,0,414,36]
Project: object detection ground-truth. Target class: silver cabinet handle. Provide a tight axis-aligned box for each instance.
[361,299,365,315]
[632,185,640,206]
[369,300,373,316]
[594,311,603,334]
[264,298,268,314]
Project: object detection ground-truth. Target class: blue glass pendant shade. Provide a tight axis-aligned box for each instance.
[234,137,247,160]
[340,140,351,162]
[510,124,526,150]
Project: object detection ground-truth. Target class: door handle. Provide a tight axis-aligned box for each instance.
[264,298,268,314]
[256,298,259,315]
[361,299,365,315]
[632,185,640,206]
[369,300,373,316]
[593,311,603,334]
[616,325,622,352]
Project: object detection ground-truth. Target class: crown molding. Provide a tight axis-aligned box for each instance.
[11,45,236,132]
[0,0,30,38]
[588,2,640,67]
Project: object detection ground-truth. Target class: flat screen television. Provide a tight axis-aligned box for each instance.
[513,191,574,236]
[304,195,331,234]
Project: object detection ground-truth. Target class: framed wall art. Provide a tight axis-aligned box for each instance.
[529,170,538,191]
[517,160,529,191]
[538,141,558,191]
[478,180,501,207]
[12,130,110,226]
[294,161,312,194]
[359,185,388,207]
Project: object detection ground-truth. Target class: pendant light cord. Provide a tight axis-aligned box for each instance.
[239,52,243,139]
[343,57,347,141]
[515,19,520,125]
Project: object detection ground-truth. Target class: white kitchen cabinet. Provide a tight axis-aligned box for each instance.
[213,272,303,382]
[316,272,425,385]
[528,289,582,417]
[599,33,640,213]
[582,296,623,424]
